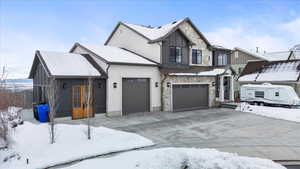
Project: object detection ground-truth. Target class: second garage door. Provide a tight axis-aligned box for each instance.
[122,78,150,115]
[172,84,208,111]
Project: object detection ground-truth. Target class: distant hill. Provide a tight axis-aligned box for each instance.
[1,78,33,91]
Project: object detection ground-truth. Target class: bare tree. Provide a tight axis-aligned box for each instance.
[0,65,9,147]
[85,77,93,140]
[46,78,59,144]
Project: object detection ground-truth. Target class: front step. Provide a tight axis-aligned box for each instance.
[220,102,239,109]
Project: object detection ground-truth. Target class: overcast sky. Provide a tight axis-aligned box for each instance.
[0,0,299,79]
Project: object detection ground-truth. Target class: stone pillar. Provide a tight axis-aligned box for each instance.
[230,76,234,101]
[219,76,224,102]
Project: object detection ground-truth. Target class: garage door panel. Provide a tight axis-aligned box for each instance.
[122,78,150,115]
[173,84,208,111]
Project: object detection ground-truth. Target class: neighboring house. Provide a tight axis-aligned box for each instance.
[29,17,236,118]
[238,59,300,97]
[288,44,300,60]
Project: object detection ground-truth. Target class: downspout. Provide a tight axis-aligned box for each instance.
[105,64,110,116]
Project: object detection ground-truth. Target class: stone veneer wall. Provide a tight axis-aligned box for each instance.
[179,22,212,66]
[161,75,216,111]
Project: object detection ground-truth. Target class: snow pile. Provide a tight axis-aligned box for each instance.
[63,148,285,169]
[237,102,300,123]
[0,122,154,169]
[39,51,101,76]
[169,69,225,76]
[123,19,184,41]
[80,44,157,65]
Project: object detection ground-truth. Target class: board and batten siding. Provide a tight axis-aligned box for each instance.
[106,24,161,63]
[231,51,264,65]
[33,61,50,103]
[161,30,189,66]
[56,79,106,118]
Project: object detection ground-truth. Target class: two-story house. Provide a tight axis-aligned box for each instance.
[29,17,236,118]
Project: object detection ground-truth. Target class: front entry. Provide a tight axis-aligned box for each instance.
[72,85,93,119]
[224,76,231,100]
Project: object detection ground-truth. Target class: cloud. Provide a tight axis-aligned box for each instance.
[280,18,300,40]
[205,18,300,52]
[0,29,70,79]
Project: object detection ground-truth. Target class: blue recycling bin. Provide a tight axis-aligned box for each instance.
[37,104,49,123]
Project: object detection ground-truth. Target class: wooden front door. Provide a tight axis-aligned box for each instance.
[72,85,93,119]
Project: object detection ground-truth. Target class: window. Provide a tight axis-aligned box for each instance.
[169,47,182,63]
[217,53,228,65]
[192,49,202,64]
[275,92,279,96]
[255,91,264,98]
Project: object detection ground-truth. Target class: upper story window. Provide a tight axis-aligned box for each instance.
[217,53,228,66]
[169,46,182,63]
[192,49,202,64]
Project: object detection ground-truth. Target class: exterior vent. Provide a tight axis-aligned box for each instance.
[158,26,162,29]
[172,21,177,24]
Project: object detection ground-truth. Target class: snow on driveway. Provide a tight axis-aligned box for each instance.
[63,148,286,169]
[0,122,154,169]
[237,103,300,123]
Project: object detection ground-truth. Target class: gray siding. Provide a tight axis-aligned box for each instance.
[33,61,49,104]
[231,51,263,65]
[56,79,106,118]
[161,30,189,66]
[213,50,231,66]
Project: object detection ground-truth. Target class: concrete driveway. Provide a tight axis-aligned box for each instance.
[58,108,300,162]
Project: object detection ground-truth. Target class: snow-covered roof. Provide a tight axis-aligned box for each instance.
[123,19,185,41]
[169,68,226,76]
[38,51,101,77]
[80,44,157,65]
[239,60,300,82]
[234,47,268,61]
[263,51,291,61]
[234,47,292,61]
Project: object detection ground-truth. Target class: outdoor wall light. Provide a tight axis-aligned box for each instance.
[167,82,171,88]
[212,82,215,86]
[62,83,67,89]
[98,83,102,88]
[155,82,159,87]
[113,82,117,88]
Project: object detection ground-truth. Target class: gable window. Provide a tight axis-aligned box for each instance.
[192,49,202,64]
[217,53,228,66]
[275,92,279,96]
[169,46,182,63]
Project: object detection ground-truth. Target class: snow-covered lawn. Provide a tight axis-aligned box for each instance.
[237,103,300,123]
[63,148,285,169]
[0,122,154,169]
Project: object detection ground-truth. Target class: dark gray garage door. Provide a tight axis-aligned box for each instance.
[172,84,208,111]
[122,78,150,115]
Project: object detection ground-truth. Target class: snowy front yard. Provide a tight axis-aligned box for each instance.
[63,148,285,169]
[0,122,154,169]
[237,103,300,123]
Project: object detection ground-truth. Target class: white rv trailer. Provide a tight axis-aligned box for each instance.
[240,83,300,106]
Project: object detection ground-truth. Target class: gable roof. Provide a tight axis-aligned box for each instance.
[70,43,157,66]
[105,17,211,46]
[29,50,102,78]
[238,59,300,82]
[263,51,292,61]
[234,47,268,61]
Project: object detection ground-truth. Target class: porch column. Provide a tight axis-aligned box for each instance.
[230,76,234,101]
[219,76,224,102]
